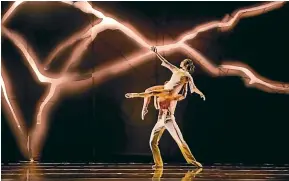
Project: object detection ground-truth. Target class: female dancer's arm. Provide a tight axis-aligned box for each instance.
[188,76,206,101]
[151,46,178,72]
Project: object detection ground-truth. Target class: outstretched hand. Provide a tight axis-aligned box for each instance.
[151,46,157,53]
[200,94,206,101]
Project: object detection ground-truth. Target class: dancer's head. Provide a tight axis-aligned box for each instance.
[180,59,195,73]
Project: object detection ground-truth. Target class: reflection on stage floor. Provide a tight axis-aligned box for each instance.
[2,163,289,180]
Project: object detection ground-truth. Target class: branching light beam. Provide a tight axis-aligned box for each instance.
[1,1,288,159]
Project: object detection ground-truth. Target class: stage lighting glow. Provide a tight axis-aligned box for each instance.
[1,1,288,159]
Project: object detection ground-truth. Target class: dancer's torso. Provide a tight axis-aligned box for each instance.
[164,69,190,96]
[158,69,190,111]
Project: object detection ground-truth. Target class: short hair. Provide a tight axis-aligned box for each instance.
[182,59,195,73]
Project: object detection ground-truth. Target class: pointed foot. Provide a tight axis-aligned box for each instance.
[141,109,148,120]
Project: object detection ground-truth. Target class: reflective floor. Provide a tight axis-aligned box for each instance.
[2,163,289,180]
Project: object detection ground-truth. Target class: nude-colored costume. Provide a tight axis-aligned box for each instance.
[125,47,205,168]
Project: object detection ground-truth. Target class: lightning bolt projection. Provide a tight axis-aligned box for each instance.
[1,1,289,159]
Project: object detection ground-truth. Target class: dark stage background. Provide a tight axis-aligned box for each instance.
[1,2,289,164]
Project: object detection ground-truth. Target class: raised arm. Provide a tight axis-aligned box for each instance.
[188,75,206,101]
[151,46,178,72]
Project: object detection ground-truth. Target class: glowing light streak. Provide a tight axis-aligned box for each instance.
[1,67,29,158]
[1,72,21,129]
[178,1,285,42]
[64,1,150,46]
[55,0,287,92]
[62,37,92,72]
[1,27,68,84]
[44,23,94,70]
[1,27,73,126]
[1,1,24,24]
[43,0,288,92]
[1,1,288,159]
[45,1,151,70]
[36,85,57,124]
[221,64,289,92]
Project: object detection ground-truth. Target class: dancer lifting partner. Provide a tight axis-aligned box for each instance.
[125,46,205,168]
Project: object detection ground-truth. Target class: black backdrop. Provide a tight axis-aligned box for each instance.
[1,1,289,164]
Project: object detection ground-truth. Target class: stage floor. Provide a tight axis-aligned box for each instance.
[1,163,289,180]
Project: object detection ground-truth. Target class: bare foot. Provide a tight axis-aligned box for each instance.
[125,93,138,98]
[141,109,148,120]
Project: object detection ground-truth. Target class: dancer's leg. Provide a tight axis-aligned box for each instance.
[142,86,164,120]
[164,115,202,167]
[142,96,151,120]
[125,87,169,99]
[149,110,167,167]
[154,96,159,110]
